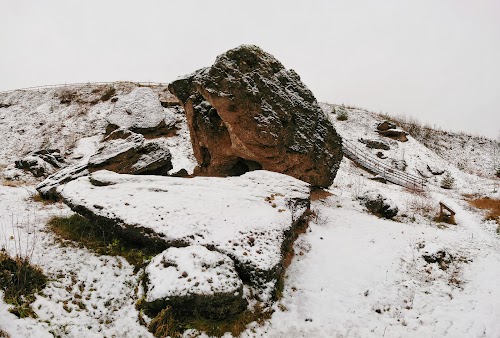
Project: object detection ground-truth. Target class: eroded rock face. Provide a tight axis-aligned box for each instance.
[358,138,390,150]
[169,45,342,187]
[58,170,310,300]
[145,246,247,319]
[15,149,65,177]
[88,129,172,175]
[36,163,89,199]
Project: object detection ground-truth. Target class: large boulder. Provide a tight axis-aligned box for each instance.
[105,87,177,137]
[168,45,342,188]
[58,169,310,300]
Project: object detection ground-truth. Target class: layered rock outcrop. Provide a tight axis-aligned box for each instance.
[58,169,310,301]
[88,129,172,175]
[15,149,65,177]
[169,45,342,187]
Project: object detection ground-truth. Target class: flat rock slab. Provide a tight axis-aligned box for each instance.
[145,245,247,319]
[59,170,310,292]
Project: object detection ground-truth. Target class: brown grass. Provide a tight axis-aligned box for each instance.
[147,303,273,338]
[310,188,333,201]
[468,198,500,221]
[0,180,24,187]
[29,193,58,205]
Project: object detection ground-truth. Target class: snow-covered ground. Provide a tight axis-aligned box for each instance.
[0,85,499,337]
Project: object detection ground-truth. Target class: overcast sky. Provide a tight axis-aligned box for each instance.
[1,0,499,139]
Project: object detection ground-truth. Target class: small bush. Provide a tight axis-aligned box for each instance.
[58,89,75,104]
[149,306,180,338]
[336,109,348,121]
[0,252,47,318]
[101,86,116,102]
[440,171,455,189]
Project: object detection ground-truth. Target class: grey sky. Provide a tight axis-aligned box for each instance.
[1,0,499,139]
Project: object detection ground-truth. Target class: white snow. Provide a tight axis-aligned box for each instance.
[146,245,242,301]
[106,87,165,130]
[0,86,499,337]
[58,170,310,278]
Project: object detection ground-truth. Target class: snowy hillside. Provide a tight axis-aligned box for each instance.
[0,84,499,338]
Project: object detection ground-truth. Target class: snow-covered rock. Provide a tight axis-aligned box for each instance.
[15,149,65,177]
[58,170,310,296]
[427,163,445,175]
[358,190,399,219]
[106,87,165,132]
[377,128,408,142]
[358,138,390,150]
[104,86,180,138]
[169,44,343,187]
[36,163,89,199]
[88,129,172,175]
[144,245,247,319]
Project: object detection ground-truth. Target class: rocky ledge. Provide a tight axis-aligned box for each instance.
[58,169,310,305]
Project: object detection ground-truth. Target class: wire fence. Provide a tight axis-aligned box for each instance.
[342,138,426,191]
[0,81,168,95]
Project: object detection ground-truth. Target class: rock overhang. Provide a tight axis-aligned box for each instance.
[169,44,343,188]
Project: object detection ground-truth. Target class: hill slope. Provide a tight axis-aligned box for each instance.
[0,84,499,338]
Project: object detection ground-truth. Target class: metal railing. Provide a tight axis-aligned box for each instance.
[342,138,426,191]
[0,81,168,95]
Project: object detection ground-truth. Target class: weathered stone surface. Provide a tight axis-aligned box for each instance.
[391,159,407,171]
[106,87,177,137]
[168,44,342,187]
[376,121,397,131]
[59,170,310,299]
[358,190,398,219]
[15,149,65,177]
[358,138,390,150]
[88,129,172,175]
[36,163,89,199]
[377,128,408,142]
[427,164,445,175]
[145,246,247,319]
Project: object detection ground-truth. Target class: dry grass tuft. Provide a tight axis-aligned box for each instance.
[0,252,47,318]
[145,302,273,338]
[0,180,24,187]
